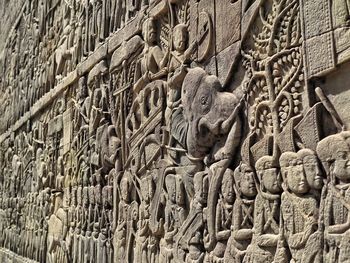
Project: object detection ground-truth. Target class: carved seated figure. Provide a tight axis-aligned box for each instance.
[225,163,257,263]
[167,24,197,110]
[317,133,350,262]
[134,17,168,94]
[280,152,318,263]
[243,156,283,263]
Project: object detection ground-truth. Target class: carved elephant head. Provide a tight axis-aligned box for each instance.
[181,67,240,158]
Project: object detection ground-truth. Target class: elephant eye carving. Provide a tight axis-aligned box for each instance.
[201,96,208,105]
[199,93,211,114]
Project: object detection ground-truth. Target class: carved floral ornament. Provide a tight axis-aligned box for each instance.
[0,0,350,262]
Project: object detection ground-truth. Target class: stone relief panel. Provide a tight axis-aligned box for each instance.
[0,0,350,262]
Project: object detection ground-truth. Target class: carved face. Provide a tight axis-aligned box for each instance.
[120,178,130,202]
[166,180,176,204]
[303,155,323,190]
[221,172,234,204]
[182,68,240,158]
[260,168,282,194]
[173,25,187,52]
[240,169,257,198]
[176,178,185,206]
[141,181,150,203]
[287,162,309,194]
[144,19,157,45]
[194,173,208,204]
[82,190,89,207]
[333,151,350,182]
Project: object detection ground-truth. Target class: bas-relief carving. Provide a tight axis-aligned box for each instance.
[1,0,350,262]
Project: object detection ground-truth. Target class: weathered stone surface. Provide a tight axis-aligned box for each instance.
[1,0,350,262]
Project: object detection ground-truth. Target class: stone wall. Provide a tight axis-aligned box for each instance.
[0,0,350,262]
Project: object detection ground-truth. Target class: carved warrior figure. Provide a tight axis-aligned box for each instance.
[225,163,257,263]
[115,174,138,263]
[244,156,285,263]
[135,175,155,263]
[279,152,319,263]
[317,132,350,262]
[110,0,126,32]
[167,24,197,103]
[47,193,69,263]
[175,171,209,263]
[134,17,168,94]
[160,174,177,262]
[210,169,234,262]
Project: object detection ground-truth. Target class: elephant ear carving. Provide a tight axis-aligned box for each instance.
[181,68,207,121]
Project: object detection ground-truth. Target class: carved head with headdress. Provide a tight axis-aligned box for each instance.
[256,156,282,194]
[194,171,209,205]
[234,162,257,198]
[221,168,234,204]
[165,173,176,204]
[298,148,323,190]
[142,17,157,46]
[173,24,188,53]
[279,151,309,194]
[316,132,350,183]
[120,172,132,203]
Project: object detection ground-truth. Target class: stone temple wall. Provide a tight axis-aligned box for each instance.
[0,0,350,262]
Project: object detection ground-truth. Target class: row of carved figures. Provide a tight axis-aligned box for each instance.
[110,131,350,263]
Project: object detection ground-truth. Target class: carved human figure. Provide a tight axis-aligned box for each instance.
[93,0,105,46]
[134,17,167,94]
[317,132,350,262]
[36,148,47,191]
[175,171,209,263]
[97,228,108,263]
[164,24,197,144]
[211,169,234,262]
[115,174,138,263]
[56,156,65,191]
[135,175,154,262]
[166,23,194,96]
[55,6,74,77]
[102,125,121,172]
[299,149,324,197]
[225,163,257,263]
[243,156,283,263]
[160,174,177,262]
[74,76,90,134]
[110,0,126,32]
[126,0,143,21]
[279,152,318,263]
[91,223,100,262]
[83,226,91,263]
[47,193,69,263]
[66,222,75,262]
[298,149,325,261]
